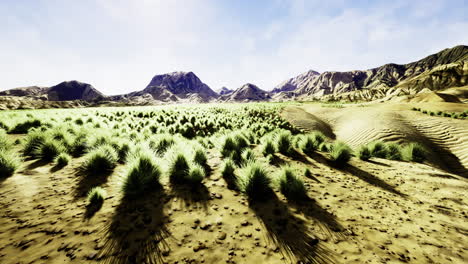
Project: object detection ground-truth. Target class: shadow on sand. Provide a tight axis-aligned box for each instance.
[288,197,350,240]
[97,189,171,264]
[307,152,406,197]
[170,182,210,211]
[249,191,336,264]
[73,169,113,199]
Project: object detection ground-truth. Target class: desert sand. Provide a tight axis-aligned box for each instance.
[0,102,467,264]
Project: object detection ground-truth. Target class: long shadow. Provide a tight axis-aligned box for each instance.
[170,183,210,211]
[288,149,316,166]
[340,164,407,197]
[289,197,349,241]
[25,159,49,170]
[307,152,406,197]
[249,191,336,264]
[368,160,391,167]
[84,200,104,219]
[73,170,113,199]
[97,189,171,264]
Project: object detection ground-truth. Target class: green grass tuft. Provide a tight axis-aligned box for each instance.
[80,145,118,175]
[87,187,106,205]
[386,143,403,160]
[277,167,307,201]
[402,143,426,163]
[35,139,65,162]
[368,141,388,158]
[357,145,371,161]
[54,153,71,168]
[168,152,190,184]
[122,149,161,197]
[238,162,272,201]
[329,141,353,165]
[0,149,21,178]
[276,130,292,155]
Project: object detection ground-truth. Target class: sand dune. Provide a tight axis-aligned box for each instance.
[283,103,468,177]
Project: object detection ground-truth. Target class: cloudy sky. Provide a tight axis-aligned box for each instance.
[1,0,467,94]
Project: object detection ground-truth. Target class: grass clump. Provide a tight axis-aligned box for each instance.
[186,164,206,184]
[168,152,190,184]
[54,153,71,169]
[87,187,106,205]
[357,145,371,161]
[402,143,426,163]
[122,149,162,197]
[80,145,118,175]
[277,167,307,201]
[238,162,272,201]
[300,131,325,155]
[221,159,237,189]
[193,148,208,168]
[0,149,21,178]
[22,130,47,157]
[386,143,402,160]
[9,119,42,134]
[368,141,388,158]
[0,130,12,151]
[329,141,352,166]
[35,139,65,162]
[276,130,292,155]
[261,139,276,157]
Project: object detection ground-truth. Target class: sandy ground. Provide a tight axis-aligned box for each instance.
[0,102,467,264]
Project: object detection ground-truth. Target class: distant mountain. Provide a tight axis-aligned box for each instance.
[0,81,103,102]
[219,87,233,95]
[114,71,218,102]
[276,45,468,100]
[271,70,320,93]
[47,81,104,101]
[0,86,47,97]
[221,83,271,102]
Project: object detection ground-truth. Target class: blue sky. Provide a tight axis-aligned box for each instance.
[1,0,467,94]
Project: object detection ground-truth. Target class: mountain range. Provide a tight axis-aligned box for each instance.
[0,45,467,107]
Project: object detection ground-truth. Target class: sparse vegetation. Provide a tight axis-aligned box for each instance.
[413,108,467,119]
[402,143,427,163]
[329,141,353,165]
[80,145,118,175]
[357,145,371,161]
[0,149,21,178]
[238,162,272,201]
[87,186,106,205]
[122,148,162,197]
[54,153,71,169]
[368,141,388,158]
[277,167,307,201]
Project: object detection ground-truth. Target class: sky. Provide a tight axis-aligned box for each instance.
[0,0,467,95]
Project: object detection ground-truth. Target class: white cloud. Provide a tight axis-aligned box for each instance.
[0,0,466,93]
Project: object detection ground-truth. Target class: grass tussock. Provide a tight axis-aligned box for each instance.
[168,151,190,184]
[357,145,371,161]
[277,167,307,201]
[329,141,353,165]
[0,149,21,178]
[35,139,65,162]
[122,148,161,197]
[276,130,292,155]
[386,143,403,160]
[54,153,71,169]
[87,186,106,205]
[368,141,388,158]
[80,145,118,175]
[402,143,427,163]
[238,162,272,201]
